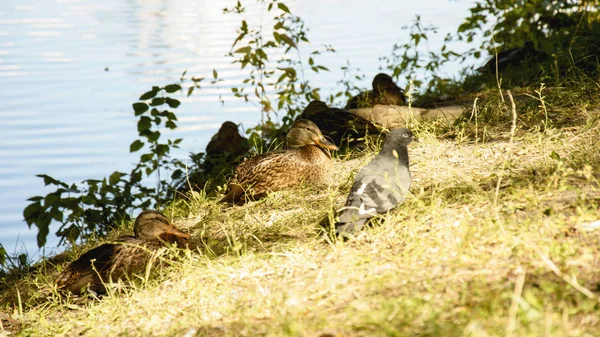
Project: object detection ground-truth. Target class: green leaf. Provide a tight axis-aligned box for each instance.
[0,245,6,266]
[44,193,60,206]
[130,140,144,152]
[148,131,161,142]
[156,144,170,157]
[165,121,177,129]
[137,116,152,133]
[35,214,51,247]
[212,69,218,79]
[280,34,297,48]
[36,174,65,187]
[165,98,181,108]
[109,171,125,185]
[165,84,181,93]
[51,209,63,222]
[23,202,41,224]
[187,87,195,97]
[139,89,158,100]
[150,97,165,106]
[234,46,251,54]
[133,102,149,115]
[277,3,290,13]
[141,153,153,162]
[550,151,562,161]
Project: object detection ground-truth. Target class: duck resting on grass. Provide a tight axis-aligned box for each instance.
[299,100,382,148]
[335,128,416,237]
[477,41,548,74]
[55,210,190,296]
[221,119,339,204]
[204,121,250,172]
[345,73,406,109]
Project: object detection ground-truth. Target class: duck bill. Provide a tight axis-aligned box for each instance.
[315,138,338,151]
[164,225,191,239]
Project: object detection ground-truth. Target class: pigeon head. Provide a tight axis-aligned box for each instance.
[384,128,416,149]
[287,119,339,151]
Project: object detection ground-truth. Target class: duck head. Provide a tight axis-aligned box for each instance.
[218,121,243,140]
[301,100,330,118]
[286,119,338,151]
[134,210,191,243]
[372,73,401,93]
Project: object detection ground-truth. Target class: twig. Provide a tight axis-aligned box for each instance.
[471,97,479,144]
[494,175,502,207]
[492,38,505,102]
[534,246,598,301]
[506,266,526,337]
[507,90,517,144]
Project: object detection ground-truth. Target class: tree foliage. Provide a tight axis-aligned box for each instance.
[22,84,185,249]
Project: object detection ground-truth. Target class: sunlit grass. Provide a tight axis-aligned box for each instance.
[2,86,600,336]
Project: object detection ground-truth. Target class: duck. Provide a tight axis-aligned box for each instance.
[55,210,190,295]
[204,121,250,172]
[345,73,406,109]
[478,41,548,73]
[299,100,382,148]
[221,119,338,204]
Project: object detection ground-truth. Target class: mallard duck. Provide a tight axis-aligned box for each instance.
[204,121,250,172]
[55,210,190,295]
[299,100,382,148]
[478,41,548,73]
[221,119,338,204]
[345,73,406,109]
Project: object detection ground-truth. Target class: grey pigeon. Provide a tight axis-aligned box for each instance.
[335,128,416,236]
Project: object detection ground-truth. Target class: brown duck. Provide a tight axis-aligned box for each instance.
[299,100,382,148]
[55,210,190,295]
[345,73,406,109]
[477,41,548,73]
[204,121,250,172]
[221,119,338,204]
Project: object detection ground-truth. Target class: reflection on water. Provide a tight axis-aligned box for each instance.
[0,0,471,260]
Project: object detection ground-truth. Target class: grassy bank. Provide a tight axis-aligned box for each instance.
[2,86,600,336]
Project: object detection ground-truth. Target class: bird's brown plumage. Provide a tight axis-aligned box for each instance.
[221,119,338,204]
[300,100,382,148]
[204,121,250,172]
[55,210,190,295]
[345,73,406,109]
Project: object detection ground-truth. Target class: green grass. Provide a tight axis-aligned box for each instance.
[2,85,600,336]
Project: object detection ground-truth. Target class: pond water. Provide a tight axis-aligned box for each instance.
[0,0,474,262]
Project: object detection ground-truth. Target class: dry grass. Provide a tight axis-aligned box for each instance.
[2,91,600,337]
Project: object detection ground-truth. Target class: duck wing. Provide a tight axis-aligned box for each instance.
[221,150,291,204]
[56,237,134,295]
